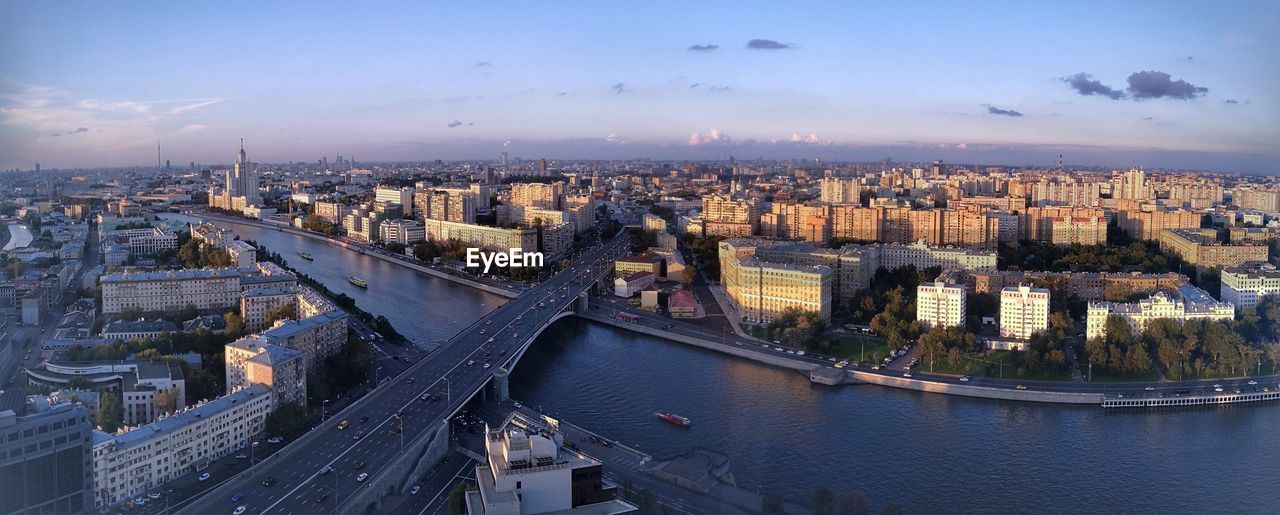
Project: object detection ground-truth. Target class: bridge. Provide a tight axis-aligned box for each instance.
[181,233,629,515]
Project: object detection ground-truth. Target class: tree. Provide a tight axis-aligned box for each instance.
[98,392,123,433]
[812,486,835,515]
[153,389,178,415]
[265,403,308,437]
[224,311,245,337]
[762,494,786,515]
[447,483,469,514]
[833,492,870,515]
[264,304,296,326]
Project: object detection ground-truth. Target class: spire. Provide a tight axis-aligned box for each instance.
[240,138,244,151]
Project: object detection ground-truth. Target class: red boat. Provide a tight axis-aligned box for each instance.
[656,411,691,428]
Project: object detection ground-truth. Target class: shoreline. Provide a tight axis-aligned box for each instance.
[181,209,1280,409]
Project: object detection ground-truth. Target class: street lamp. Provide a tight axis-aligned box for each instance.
[393,413,404,451]
[322,399,331,422]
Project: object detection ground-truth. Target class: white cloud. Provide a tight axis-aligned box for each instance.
[604,132,625,143]
[687,128,728,146]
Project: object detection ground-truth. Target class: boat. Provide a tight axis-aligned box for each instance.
[299,252,314,261]
[348,277,368,288]
[655,411,691,428]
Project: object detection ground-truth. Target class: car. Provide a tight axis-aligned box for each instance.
[1248,380,1259,385]
[319,466,334,475]
[513,401,522,408]
[467,360,475,366]
[512,333,519,339]
[132,498,146,506]
[354,430,365,440]
[233,507,246,515]
[410,485,421,495]
[199,472,211,482]
[262,476,277,487]
[337,420,349,430]
[959,376,971,382]
[600,439,613,448]
[360,416,369,423]
[236,454,247,459]
[1144,386,1156,391]
[405,377,415,384]
[487,337,495,343]
[1015,384,1027,390]
[356,473,369,482]
[903,371,912,378]
[314,492,328,503]
[147,493,161,500]
[354,461,366,470]
[786,350,795,354]
[420,394,430,401]
[479,329,486,334]
[484,362,491,369]
[485,320,493,325]
[871,365,881,370]
[267,436,282,444]
[231,492,244,503]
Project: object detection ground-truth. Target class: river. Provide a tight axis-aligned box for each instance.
[173,214,1280,513]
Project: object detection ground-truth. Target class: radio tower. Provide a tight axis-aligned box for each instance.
[157,139,163,171]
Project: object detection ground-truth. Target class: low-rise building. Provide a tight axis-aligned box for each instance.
[1158,228,1270,270]
[91,384,271,510]
[101,319,178,341]
[1086,285,1235,340]
[26,360,186,426]
[614,272,656,298]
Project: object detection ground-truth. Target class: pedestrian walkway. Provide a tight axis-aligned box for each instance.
[703,281,769,344]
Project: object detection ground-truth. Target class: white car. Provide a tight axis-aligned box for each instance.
[410,485,421,495]
[132,498,146,506]
[357,473,369,482]
[233,507,246,515]
[467,360,475,366]
[959,376,971,382]
[147,493,161,500]
[1248,380,1259,385]
[199,472,211,482]
[483,363,491,369]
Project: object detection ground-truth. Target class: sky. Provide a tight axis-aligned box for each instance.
[1,1,1278,173]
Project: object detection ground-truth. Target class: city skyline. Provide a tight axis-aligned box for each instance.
[1,1,1278,173]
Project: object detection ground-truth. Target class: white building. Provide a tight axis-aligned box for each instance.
[1086,285,1235,340]
[1220,262,1280,310]
[614,271,655,298]
[999,285,1051,340]
[380,219,426,245]
[917,281,967,330]
[91,384,272,510]
[465,417,632,515]
[375,185,415,216]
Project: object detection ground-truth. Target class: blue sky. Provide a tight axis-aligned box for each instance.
[1,1,1277,172]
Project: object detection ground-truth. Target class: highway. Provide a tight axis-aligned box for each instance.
[180,228,628,515]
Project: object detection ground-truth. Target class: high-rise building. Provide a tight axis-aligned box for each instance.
[999,285,1051,340]
[510,182,564,210]
[0,401,93,515]
[1115,168,1151,200]
[374,186,415,216]
[225,142,261,206]
[917,281,967,330]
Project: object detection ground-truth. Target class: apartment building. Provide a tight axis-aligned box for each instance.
[999,286,1051,340]
[960,270,1186,301]
[91,385,271,510]
[719,240,833,323]
[1021,207,1108,245]
[100,268,243,314]
[917,281,967,330]
[224,338,307,408]
[830,205,882,242]
[380,219,426,245]
[374,185,415,216]
[642,214,667,233]
[1158,228,1270,270]
[819,177,862,203]
[314,201,350,223]
[1086,285,1234,340]
[702,195,762,237]
[941,208,1001,249]
[1030,179,1103,207]
[1115,202,1202,241]
[240,287,295,333]
[509,182,564,210]
[243,309,348,374]
[422,219,539,255]
[0,401,93,515]
[1220,262,1280,310]
[1232,187,1280,212]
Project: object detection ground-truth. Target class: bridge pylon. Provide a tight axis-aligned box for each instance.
[492,366,510,402]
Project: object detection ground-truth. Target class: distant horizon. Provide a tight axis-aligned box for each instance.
[2,1,1277,174]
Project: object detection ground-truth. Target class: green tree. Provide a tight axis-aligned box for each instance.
[447,482,470,514]
[265,403,308,437]
[224,311,245,337]
[98,392,123,433]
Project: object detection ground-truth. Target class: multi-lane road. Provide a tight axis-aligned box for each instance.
[180,231,628,514]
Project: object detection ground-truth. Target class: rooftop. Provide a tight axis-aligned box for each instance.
[100,267,242,283]
[98,384,270,450]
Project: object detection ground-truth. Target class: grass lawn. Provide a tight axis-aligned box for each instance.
[826,334,891,363]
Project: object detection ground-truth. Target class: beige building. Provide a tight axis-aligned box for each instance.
[101,268,243,314]
[1158,228,1270,270]
[702,195,762,237]
[1220,262,1280,310]
[1116,201,1202,241]
[240,287,295,333]
[1021,206,1108,245]
[509,182,564,210]
[423,219,539,254]
[1087,285,1234,340]
[225,338,307,408]
[719,240,832,323]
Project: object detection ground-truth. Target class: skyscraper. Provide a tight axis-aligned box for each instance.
[225,141,261,206]
[0,401,94,514]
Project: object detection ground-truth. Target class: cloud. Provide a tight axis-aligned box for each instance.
[1142,117,1154,121]
[708,86,731,92]
[688,128,729,146]
[52,126,90,137]
[687,44,718,52]
[690,83,702,89]
[746,39,794,50]
[1126,70,1207,100]
[1061,73,1125,100]
[604,133,625,143]
[1224,99,1250,106]
[175,124,207,135]
[474,61,493,67]
[779,133,830,145]
[447,120,463,128]
[556,92,567,96]
[611,83,626,94]
[983,105,1024,117]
